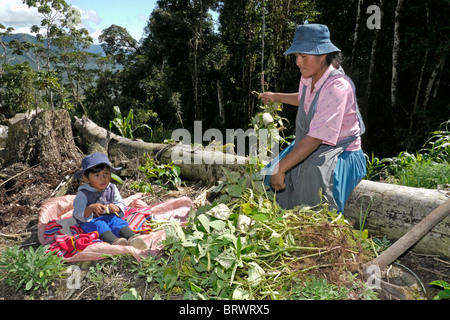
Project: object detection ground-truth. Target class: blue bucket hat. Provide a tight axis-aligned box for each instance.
[284,24,340,55]
[73,152,122,180]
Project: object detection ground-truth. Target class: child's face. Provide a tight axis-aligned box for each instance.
[85,167,111,191]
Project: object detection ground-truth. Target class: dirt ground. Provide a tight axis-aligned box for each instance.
[0,158,449,300]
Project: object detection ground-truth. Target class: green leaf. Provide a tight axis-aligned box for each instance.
[216,233,237,245]
[209,180,225,193]
[247,262,266,287]
[189,281,204,293]
[221,167,241,184]
[197,214,211,233]
[250,213,269,221]
[206,203,231,220]
[111,173,123,184]
[163,267,178,289]
[209,220,226,231]
[430,280,450,289]
[241,202,257,214]
[181,240,197,247]
[165,222,186,242]
[213,279,227,294]
[120,288,141,300]
[226,184,243,197]
[214,267,228,280]
[435,289,450,300]
[232,287,251,300]
[236,236,242,261]
[214,248,236,269]
[25,279,33,291]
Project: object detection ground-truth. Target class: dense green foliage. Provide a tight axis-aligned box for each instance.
[127,165,378,300]
[0,245,66,292]
[365,119,450,188]
[1,0,449,157]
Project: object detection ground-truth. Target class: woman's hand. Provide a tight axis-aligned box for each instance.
[259,92,276,105]
[270,171,286,191]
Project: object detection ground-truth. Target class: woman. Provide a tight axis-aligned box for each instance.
[260,24,366,213]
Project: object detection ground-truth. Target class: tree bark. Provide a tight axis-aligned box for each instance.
[6,109,82,166]
[350,0,363,72]
[364,0,384,131]
[73,116,247,185]
[391,0,404,109]
[421,43,449,111]
[217,81,225,125]
[344,180,449,257]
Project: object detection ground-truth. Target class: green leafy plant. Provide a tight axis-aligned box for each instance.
[430,280,450,300]
[383,151,424,178]
[129,254,167,285]
[149,165,376,300]
[422,119,450,163]
[0,245,66,292]
[372,235,392,254]
[109,105,151,139]
[290,276,350,300]
[395,161,450,189]
[209,166,252,203]
[378,120,450,189]
[111,173,123,184]
[120,288,142,300]
[364,152,387,181]
[251,91,294,161]
[132,155,182,192]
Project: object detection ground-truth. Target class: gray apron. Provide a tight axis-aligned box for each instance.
[276,69,365,210]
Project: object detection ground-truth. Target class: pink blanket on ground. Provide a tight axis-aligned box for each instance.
[37,193,194,262]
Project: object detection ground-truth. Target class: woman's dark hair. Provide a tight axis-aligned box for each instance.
[83,164,109,177]
[326,51,342,68]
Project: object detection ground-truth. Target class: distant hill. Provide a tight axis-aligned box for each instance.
[1,33,105,68]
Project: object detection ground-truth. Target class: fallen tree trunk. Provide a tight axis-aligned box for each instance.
[344,180,449,257]
[73,116,247,185]
[73,115,450,257]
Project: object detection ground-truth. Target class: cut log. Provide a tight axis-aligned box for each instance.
[344,180,449,257]
[73,116,247,185]
[73,116,450,257]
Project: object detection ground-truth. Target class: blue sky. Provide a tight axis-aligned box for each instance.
[1,0,158,42]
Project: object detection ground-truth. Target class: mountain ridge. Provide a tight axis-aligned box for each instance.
[1,33,105,68]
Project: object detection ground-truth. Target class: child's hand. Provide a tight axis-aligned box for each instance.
[88,203,108,217]
[105,204,120,217]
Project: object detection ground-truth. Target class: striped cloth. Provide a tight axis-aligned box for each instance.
[124,207,153,233]
[44,220,101,258]
[44,207,153,258]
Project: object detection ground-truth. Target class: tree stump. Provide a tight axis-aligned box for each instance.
[6,109,82,166]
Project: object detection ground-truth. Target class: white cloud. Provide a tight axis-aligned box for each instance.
[0,0,41,30]
[90,29,103,44]
[0,0,104,42]
[137,13,147,22]
[69,5,103,42]
[72,6,102,27]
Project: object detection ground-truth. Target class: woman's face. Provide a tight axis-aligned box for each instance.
[86,167,111,191]
[295,53,327,80]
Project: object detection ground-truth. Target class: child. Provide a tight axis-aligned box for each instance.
[72,153,147,250]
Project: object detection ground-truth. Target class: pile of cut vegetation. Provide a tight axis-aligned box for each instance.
[144,166,378,300]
